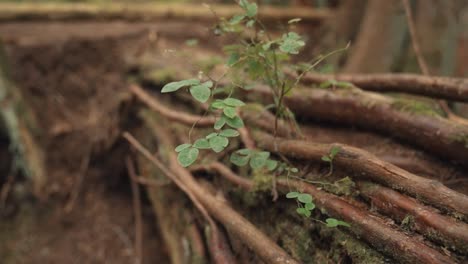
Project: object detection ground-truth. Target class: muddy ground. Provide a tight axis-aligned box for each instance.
[0,21,467,263]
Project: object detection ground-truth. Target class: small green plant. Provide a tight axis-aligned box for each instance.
[161,0,349,227]
[321,146,341,175]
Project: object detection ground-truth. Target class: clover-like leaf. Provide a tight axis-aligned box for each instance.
[190,81,212,103]
[237,148,252,155]
[223,98,245,107]
[286,191,299,199]
[211,100,226,109]
[321,156,331,162]
[296,207,310,217]
[297,193,313,204]
[225,115,244,128]
[223,106,237,118]
[245,2,257,17]
[305,202,315,211]
[326,218,350,228]
[279,32,305,55]
[214,116,226,130]
[206,132,218,139]
[177,147,199,167]
[161,79,200,93]
[209,135,229,153]
[193,138,211,149]
[229,14,245,25]
[230,152,250,166]
[265,159,278,171]
[219,129,239,137]
[249,151,270,169]
[175,143,192,153]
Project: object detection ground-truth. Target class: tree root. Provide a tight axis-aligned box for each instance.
[249,86,468,168]
[358,181,468,254]
[252,131,468,220]
[196,161,457,263]
[125,120,299,264]
[295,72,468,102]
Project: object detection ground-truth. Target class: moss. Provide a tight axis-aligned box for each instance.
[146,68,179,83]
[323,176,356,196]
[391,98,444,117]
[252,171,273,192]
[451,133,468,148]
[401,215,415,231]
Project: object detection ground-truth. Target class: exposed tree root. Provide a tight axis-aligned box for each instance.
[358,181,468,254]
[125,123,299,264]
[295,72,468,102]
[249,86,468,168]
[252,131,468,220]
[0,2,329,23]
[196,161,457,264]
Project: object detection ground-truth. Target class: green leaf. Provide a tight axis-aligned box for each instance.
[266,159,278,171]
[209,136,229,153]
[193,139,210,149]
[237,148,252,155]
[229,14,245,25]
[286,191,299,198]
[227,52,240,66]
[296,207,310,217]
[206,132,218,139]
[297,193,313,204]
[190,81,212,103]
[330,146,341,158]
[175,143,192,153]
[290,168,299,173]
[225,115,244,128]
[249,151,270,169]
[219,129,239,137]
[214,116,226,130]
[321,156,331,162]
[279,32,305,55]
[177,147,199,167]
[326,218,350,228]
[246,19,255,27]
[223,98,245,107]
[211,100,226,109]
[161,79,200,93]
[230,152,250,166]
[223,106,237,118]
[245,3,257,17]
[305,202,315,211]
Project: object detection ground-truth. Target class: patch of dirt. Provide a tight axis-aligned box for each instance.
[0,23,169,263]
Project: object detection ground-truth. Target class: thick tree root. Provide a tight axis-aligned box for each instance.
[126,120,299,264]
[198,162,457,264]
[253,131,468,220]
[358,181,468,254]
[249,86,468,167]
[295,72,468,102]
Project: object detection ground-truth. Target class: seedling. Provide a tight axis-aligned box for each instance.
[321,146,341,175]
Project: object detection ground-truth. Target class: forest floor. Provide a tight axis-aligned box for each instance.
[0,21,467,263]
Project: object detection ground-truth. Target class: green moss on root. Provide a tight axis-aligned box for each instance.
[391,98,444,117]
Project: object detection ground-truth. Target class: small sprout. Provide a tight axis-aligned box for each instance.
[161,79,200,93]
[230,152,250,166]
[296,207,311,217]
[326,218,350,228]
[206,132,218,139]
[223,98,245,107]
[246,19,255,27]
[229,14,245,25]
[239,0,258,17]
[265,159,278,171]
[223,106,237,118]
[322,146,341,175]
[279,32,305,55]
